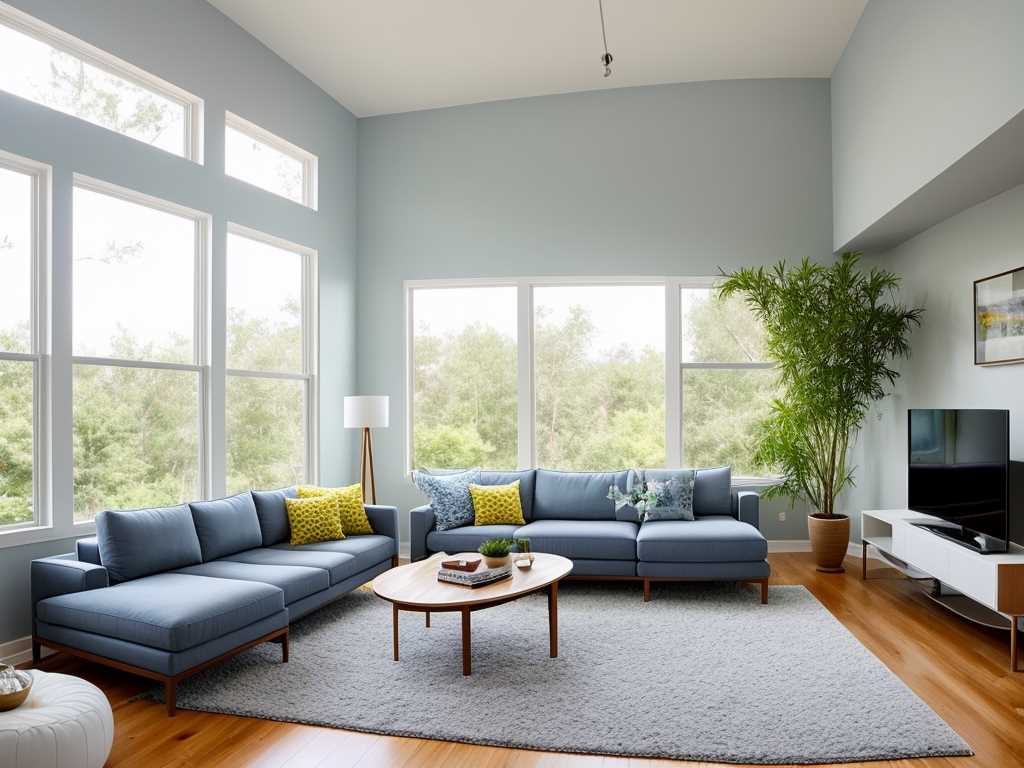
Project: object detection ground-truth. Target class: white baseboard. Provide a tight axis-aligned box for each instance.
[0,636,54,667]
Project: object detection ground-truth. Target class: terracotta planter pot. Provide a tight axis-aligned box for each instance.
[483,554,510,569]
[807,513,850,573]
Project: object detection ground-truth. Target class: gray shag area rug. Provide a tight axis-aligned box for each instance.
[164,582,971,764]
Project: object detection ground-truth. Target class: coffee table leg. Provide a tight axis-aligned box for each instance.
[425,610,430,628]
[549,581,559,658]
[392,603,399,661]
[461,608,471,676]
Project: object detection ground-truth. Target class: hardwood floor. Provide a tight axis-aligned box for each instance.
[29,552,1024,767]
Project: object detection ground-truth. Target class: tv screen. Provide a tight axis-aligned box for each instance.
[908,409,1009,545]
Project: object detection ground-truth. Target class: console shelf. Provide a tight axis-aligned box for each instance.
[862,509,1024,671]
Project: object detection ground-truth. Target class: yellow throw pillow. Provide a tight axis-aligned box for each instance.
[470,480,526,526]
[285,495,345,545]
[297,483,374,535]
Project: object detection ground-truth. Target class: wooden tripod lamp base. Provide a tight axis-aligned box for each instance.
[345,395,389,506]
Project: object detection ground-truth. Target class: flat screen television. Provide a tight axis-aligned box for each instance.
[908,408,1010,553]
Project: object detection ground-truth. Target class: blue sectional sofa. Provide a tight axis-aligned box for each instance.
[410,467,769,601]
[30,489,399,714]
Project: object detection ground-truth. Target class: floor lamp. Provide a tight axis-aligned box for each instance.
[344,395,389,504]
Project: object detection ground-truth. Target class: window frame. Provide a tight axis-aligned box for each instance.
[224,223,319,490]
[0,149,51,537]
[405,276,779,485]
[225,111,318,210]
[0,2,204,162]
[70,174,211,520]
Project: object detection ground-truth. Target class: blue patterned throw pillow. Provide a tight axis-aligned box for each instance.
[414,468,482,531]
[645,470,696,522]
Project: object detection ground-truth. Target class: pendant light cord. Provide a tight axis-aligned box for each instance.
[598,0,613,76]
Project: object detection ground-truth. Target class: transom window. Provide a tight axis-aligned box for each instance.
[225,112,317,209]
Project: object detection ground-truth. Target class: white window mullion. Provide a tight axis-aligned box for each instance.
[50,167,74,537]
[209,218,227,498]
[517,280,534,470]
[665,280,682,469]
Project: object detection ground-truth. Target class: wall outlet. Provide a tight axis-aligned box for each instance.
[778,510,787,522]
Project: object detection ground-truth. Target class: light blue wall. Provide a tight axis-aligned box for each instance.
[356,79,833,546]
[0,0,357,645]
[831,0,1024,250]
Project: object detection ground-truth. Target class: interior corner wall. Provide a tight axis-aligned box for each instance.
[0,0,357,647]
[831,0,1024,251]
[847,184,1024,528]
[355,78,834,545]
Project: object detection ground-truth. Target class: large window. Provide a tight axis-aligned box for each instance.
[0,4,202,160]
[407,280,778,481]
[0,153,48,530]
[72,179,206,520]
[225,112,317,209]
[534,285,665,470]
[680,286,777,476]
[225,227,317,492]
[409,286,518,470]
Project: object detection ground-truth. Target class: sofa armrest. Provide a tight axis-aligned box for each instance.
[365,504,399,549]
[735,491,760,529]
[31,554,109,617]
[409,504,435,562]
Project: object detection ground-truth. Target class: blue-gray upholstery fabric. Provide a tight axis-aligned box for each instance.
[189,492,264,561]
[426,524,521,555]
[476,470,537,521]
[272,534,395,573]
[636,517,767,563]
[35,610,288,677]
[693,466,732,517]
[565,558,634,577]
[251,487,298,546]
[533,469,628,521]
[173,561,328,605]
[363,505,399,544]
[410,505,436,561]
[286,559,392,622]
[514,520,638,560]
[736,491,760,528]
[30,555,108,612]
[637,560,770,580]
[35,573,284,652]
[218,547,360,585]
[76,537,101,565]
[95,504,202,582]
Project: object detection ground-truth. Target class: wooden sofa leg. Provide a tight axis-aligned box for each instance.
[643,577,651,602]
[391,555,399,567]
[281,629,289,663]
[31,638,41,666]
[165,679,177,717]
[760,579,768,604]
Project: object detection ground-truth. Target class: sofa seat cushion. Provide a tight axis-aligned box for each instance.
[173,561,329,605]
[636,516,767,563]
[217,547,359,586]
[35,573,284,652]
[272,534,395,573]
[514,520,638,560]
[426,525,521,555]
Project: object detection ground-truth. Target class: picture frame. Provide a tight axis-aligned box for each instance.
[974,266,1024,366]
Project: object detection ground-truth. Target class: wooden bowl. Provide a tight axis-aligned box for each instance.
[0,670,32,711]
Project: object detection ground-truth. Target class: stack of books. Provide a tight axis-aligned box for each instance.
[437,562,513,588]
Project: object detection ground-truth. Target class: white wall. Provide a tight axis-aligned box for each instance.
[356,78,833,544]
[831,0,1024,250]
[0,0,357,646]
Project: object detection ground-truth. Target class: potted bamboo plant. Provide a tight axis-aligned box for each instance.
[720,253,922,572]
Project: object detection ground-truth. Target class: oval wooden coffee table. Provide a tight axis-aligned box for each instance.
[373,552,573,675]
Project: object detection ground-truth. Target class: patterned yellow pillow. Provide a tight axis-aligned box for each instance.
[285,495,345,545]
[470,480,526,526]
[297,483,373,535]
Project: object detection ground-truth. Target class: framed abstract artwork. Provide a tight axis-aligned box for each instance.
[974,266,1024,366]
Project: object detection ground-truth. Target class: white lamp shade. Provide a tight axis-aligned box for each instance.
[344,395,390,429]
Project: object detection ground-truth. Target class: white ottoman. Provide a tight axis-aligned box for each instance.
[0,671,114,768]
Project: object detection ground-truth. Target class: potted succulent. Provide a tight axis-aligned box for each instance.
[478,538,514,568]
[720,253,922,572]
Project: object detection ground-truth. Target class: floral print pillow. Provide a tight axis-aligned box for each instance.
[645,471,696,521]
[414,468,482,531]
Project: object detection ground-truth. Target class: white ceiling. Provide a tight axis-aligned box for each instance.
[209,0,867,118]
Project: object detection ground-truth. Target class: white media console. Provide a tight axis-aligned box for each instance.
[862,509,1024,671]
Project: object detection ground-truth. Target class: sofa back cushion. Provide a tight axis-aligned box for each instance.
[251,487,298,546]
[188,492,264,561]
[640,466,733,518]
[95,504,202,582]
[476,470,536,521]
[533,469,628,521]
